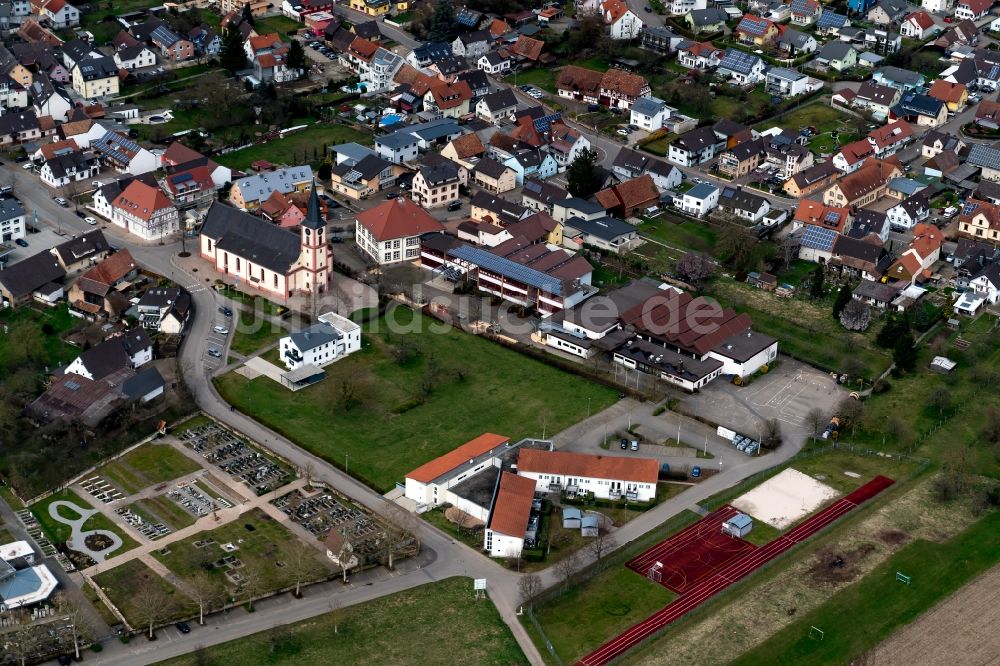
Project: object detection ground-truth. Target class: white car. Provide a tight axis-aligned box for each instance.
[617,128,630,136]
[84,217,97,226]
[21,162,32,170]
[213,325,230,335]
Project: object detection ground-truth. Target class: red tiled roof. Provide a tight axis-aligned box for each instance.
[113,181,174,222]
[488,18,510,37]
[904,10,935,29]
[517,449,659,485]
[868,119,913,149]
[928,79,967,104]
[487,471,535,537]
[794,200,850,233]
[911,222,942,259]
[80,249,136,286]
[509,35,544,61]
[838,138,875,166]
[620,290,753,356]
[162,142,204,166]
[248,33,281,54]
[683,41,721,58]
[356,197,446,242]
[448,133,485,159]
[594,175,659,211]
[960,0,992,14]
[39,138,78,160]
[602,0,631,22]
[406,433,510,483]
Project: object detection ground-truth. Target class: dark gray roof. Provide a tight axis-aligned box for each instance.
[726,137,764,162]
[967,144,1000,170]
[331,153,390,180]
[854,279,901,302]
[457,68,490,92]
[612,146,655,175]
[718,48,762,75]
[474,157,512,179]
[121,367,165,399]
[0,197,25,222]
[303,182,324,230]
[76,56,119,81]
[289,321,342,352]
[522,178,568,205]
[201,202,302,274]
[778,28,814,49]
[818,41,854,60]
[565,215,635,242]
[892,92,943,118]
[469,191,528,223]
[480,88,517,112]
[0,250,65,298]
[673,126,719,152]
[875,65,923,85]
[688,8,727,24]
[848,209,887,239]
[856,80,898,105]
[0,111,39,137]
[61,38,95,66]
[73,337,131,380]
[418,159,460,185]
[974,262,1000,289]
[833,235,885,263]
[719,186,767,213]
[44,150,97,180]
[52,229,109,266]
[560,197,605,215]
[137,286,181,309]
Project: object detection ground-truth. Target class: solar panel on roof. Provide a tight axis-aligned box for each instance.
[533,113,562,132]
[963,202,981,216]
[720,49,759,74]
[450,245,564,295]
[816,11,847,28]
[824,210,841,224]
[801,225,837,251]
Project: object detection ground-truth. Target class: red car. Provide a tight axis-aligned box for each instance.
[944,16,953,22]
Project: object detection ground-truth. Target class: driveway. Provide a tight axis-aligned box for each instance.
[679,356,843,444]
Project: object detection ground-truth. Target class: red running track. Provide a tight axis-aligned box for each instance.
[575,475,895,666]
[626,504,756,594]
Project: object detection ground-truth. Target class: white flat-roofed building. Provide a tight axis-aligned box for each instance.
[278,311,361,371]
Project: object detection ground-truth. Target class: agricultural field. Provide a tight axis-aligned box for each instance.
[98,444,202,494]
[159,577,525,665]
[215,306,618,491]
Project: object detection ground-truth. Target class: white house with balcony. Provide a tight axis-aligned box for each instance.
[278,312,361,371]
[629,96,672,132]
[517,449,659,502]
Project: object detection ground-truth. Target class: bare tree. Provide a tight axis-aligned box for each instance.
[133,580,173,639]
[188,571,226,625]
[303,461,316,490]
[675,252,716,288]
[554,551,579,591]
[588,532,618,566]
[505,547,523,572]
[329,596,343,635]
[240,564,265,612]
[839,299,872,331]
[760,418,782,450]
[836,397,864,436]
[518,574,543,610]
[383,507,419,570]
[930,386,952,416]
[805,408,827,438]
[4,610,39,666]
[54,590,92,660]
[286,547,319,598]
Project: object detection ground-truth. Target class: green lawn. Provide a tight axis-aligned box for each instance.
[131,494,197,530]
[639,133,673,156]
[637,216,718,254]
[215,306,618,491]
[98,444,202,494]
[0,303,82,373]
[514,67,559,93]
[29,490,138,553]
[421,506,485,552]
[218,284,287,316]
[254,15,303,37]
[230,309,287,357]
[152,508,332,592]
[158,577,525,665]
[93,559,196,628]
[170,413,214,436]
[213,124,372,171]
[757,102,862,155]
[732,509,1000,666]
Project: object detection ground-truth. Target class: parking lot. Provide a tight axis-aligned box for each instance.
[203,307,233,370]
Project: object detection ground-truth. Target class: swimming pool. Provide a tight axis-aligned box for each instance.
[379,113,404,126]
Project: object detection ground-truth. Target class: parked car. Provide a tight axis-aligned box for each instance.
[691,466,701,478]
[213,325,229,335]
[616,128,630,136]
[630,440,639,451]
[54,197,69,206]
[219,306,233,317]
[21,162,33,170]
[207,347,222,358]
[620,438,628,450]
[84,217,98,225]
[447,200,462,211]
[175,622,191,634]
[15,238,28,247]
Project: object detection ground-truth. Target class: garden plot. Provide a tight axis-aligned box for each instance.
[272,489,382,558]
[732,468,839,529]
[179,422,290,495]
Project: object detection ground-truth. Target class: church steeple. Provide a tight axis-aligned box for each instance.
[302,179,324,230]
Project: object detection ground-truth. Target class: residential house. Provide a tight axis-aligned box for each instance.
[829,235,890,281]
[521,178,571,214]
[717,49,766,86]
[424,80,474,118]
[33,0,78,28]
[0,197,25,242]
[355,197,445,265]
[967,144,1000,182]
[162,163,216,210]
[761,131,814,179]
[279,312,361,372]
[451,30,490,59]
[958,198,1000,241]
[110,179,179,241]
[784,161,840,198]
[375,130,420,165]
[718,186,771,223]
[890,92,948,127]
[476,89,517,124]
[853,80,901,117]
[848,208,890,242]
[641,25,682,54]
[553,66,600,107]
[440,133,486,169]
[478,51,511,75]
[765,67,815,97]
[600,68,651,109]
[685,7,726,33]
[67,249,137,319]
[823,160,898,208]
[229,166,312,210]
[50,229,109,273]
[955,0,993,20]
[506,35,546,65]
[412,159,463,208]
[471,191,531,225]
[629,96,672,132]
[885,223,941,284]
[734,15,781,46]
[934,19,979,51]
[602,0,643,39]
[611,146,682,188]
[815,42,858,71]
[921,129,966,158]
[329,153,397,201]
[115,44,156,70]
[594,175,660,219]
[483,471,535,559]
[0,249,65,305]
[790,0,822,25]
[868,0,915,24]
[833,138,876,173]
[676,40,722,69]
[150,24,193,62]
[473,158,517,194]
[667,126,721,166]
[718,138,764,178]
[777,28,817,55]
[899,11,935,39]
[867,119,914,156]
[135,287,190,334]
[39,148,98,187]
[673,182,720,217]
[562,216,638,253]
[64,328,153,380]
[928,79,968,112]
[815,10,851,36]
[504,149,558,185]
[793,199,851,262]
[664,0,707,14]
[200,194,332,298]
[886,193,930,230]
[874,65,924,91]
[91,131,157,175]
[71,56,119,99]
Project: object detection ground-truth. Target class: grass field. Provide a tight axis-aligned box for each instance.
[732,508,1000,665]
[757,102,862,155]
[0,304,83,373]
[230,310,287,357]
[514,67,559,93]
[636,216,718,254]
[254,15,303,37]
[29,490,138,553]
[159,577,525,665]
[131,494,197,530]
[98,444,202,494]
[93,559,196,628]
[152,508,331,592]
[215,306,618,491]
[213,124,372,171]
